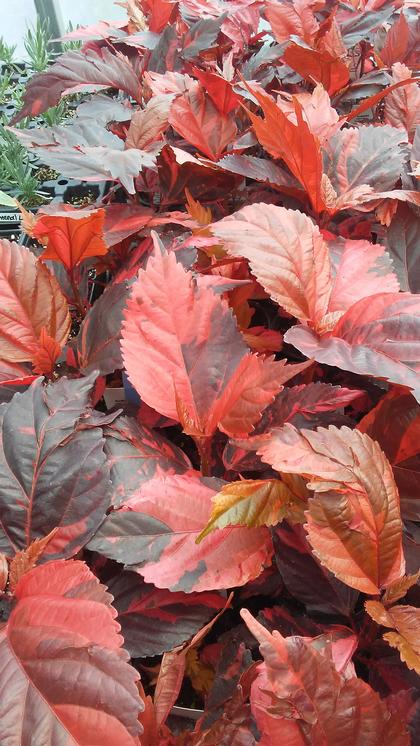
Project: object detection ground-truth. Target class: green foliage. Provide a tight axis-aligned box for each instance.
[24,19,51,73]
[0,37,16,66]
[0,124,45,206]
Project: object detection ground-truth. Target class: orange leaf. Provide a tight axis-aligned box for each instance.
[33,206,108,270]
[9,528,58,592]
[284,41,350,95]
[258,425,405,593]
[365,600,420,675]
[0,239,70,363]
[169,81,237,161]
[185,187,212,226]
[245,86,326,213]
[382,572,420,606]
[31,327,62,376]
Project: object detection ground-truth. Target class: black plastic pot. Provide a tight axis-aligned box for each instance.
[43,177,111,207]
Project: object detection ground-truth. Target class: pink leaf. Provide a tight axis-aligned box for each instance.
[88,473,273,592]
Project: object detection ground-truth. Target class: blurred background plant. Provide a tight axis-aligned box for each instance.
[0,122,47,207]
[24,18,51,72]
[0,37,17,67]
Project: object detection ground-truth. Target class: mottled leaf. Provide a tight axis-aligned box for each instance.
[107,571,224,657]
[12,48,141,123]
[258,425,405,593]
[242,609,408,745]
[273,523,359,617]
[328,237,400,314]
[384,63,420,141]
[286,293,420,403]
[212,203,332,327]
[197,478,304,541]
[102,415,191,507]
[125,94,173,150]
[121,249,284,437]
[358,388,420,465]
[0,239,70,364]
[0,376,111,559]
[323,125,408,209]
[265,0,318,45]
[76,281,131,376]
[386,204,420,293]
[0,560,142,743]
[88,472,273,592]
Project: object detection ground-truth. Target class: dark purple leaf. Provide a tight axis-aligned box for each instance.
[0,375,110,559]
[103,415,191,507]
[76,281,131,376]
[107,571,225,657]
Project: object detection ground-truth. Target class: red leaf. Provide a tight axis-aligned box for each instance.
[284,41,350,95]
[0,559,143,743]
[102,415,191,507]
[169,81,237,160]
[121,248,285,437]
[212,203,332,326]
[242,609,409,745]
[258,424,405,593]
[88,472,273,592]
[0,239,70,364]
[384,63,420,141]
[33,206,108,270]
[31,328,62,376]
[265,0,319,45]
[125,94,173,150]
[144,0,178,33]
[358,388,420,465]
[11,48,141,123]
[192,66,240,114]
[378,12,410,67]
[244,86,326,212]
[286,293,420,403]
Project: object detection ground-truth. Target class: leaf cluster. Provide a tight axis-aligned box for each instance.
[0,0,419,743]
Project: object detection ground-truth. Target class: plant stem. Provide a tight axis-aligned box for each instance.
[195,436,212,477]
[68,267,86,317]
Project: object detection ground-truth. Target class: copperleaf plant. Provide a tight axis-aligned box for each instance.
[0,0,419,742]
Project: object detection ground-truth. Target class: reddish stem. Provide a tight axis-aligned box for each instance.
[68,266,86,318]
[195,436,212,477]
